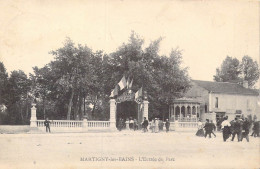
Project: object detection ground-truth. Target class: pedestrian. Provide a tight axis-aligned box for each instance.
[204,119,213,138]
[44,118,51,133]
[133,119,138,131]
[159,119,163,131]
[210,120,216,137]
[129,117,134,130]
[251,120,259,137]
[142,117,148,132]
[165,119,170,132]
[231,118,242,142]
[196,119,204,137]
[221,116,231,142]
[155,118,159,133]
[118,118,124,131]
[151,119,155,133]
[241,117,250,142]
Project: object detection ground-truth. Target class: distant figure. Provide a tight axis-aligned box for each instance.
[165,119,170,132]
[204,119,213,138]
[129,117,134,130]
[210,120,216,137]
[251,120,259,137]
[44,118,51,133]
[231,118,242,142]
[196,120,204,137]
[154,118,159,133]
[151,119,156,133]
[241,118,250,142]
[159,119,164,131]
[118,118,124,131]
[133,119,138,131]
[142,117,148,132]
[221,116,231,142]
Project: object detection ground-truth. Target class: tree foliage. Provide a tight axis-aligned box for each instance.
[214,55,259,88]
[240,55,260,88]
[1,32,191,123]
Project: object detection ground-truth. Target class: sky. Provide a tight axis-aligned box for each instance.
[0,0,259,86]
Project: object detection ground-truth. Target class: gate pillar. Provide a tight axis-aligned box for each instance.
[109,99,117,131]
[143,100,149,120]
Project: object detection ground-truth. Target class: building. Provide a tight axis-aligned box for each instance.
[169,80,259,122]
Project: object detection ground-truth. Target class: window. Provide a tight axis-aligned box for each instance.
[205,104,208,113]
[215,97,218,108]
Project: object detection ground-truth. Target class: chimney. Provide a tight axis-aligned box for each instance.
[243,80,248,88]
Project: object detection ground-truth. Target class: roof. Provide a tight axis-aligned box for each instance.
[172,97,200,104]
[193,80,259,96]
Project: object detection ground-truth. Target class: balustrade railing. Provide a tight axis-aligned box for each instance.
[36,120,110,129]
[36,120,83,128]
[178,122,198,128]
[88,121,110,128]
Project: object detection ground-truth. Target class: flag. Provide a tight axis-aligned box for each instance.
[135,87,142,99]
[110,85,118,97]
[118,76,127,90]
[129,79,133,89]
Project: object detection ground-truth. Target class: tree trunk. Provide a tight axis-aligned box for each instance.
[67,88,74,120]
[25,93,29,119]
[75,95,80,120]
[20,102,24,123]
[43,97,46,119]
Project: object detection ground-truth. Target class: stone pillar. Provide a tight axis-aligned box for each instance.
[30,103,37,128]
[82,118,88,132]
[143,100,149,120]
[109,99,117,131]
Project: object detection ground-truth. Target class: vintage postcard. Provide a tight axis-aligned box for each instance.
[0,0,259,169]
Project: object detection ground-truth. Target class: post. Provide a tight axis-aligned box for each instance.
[30,103,37,128]
[110,99,117,131]
[143,100,149,120]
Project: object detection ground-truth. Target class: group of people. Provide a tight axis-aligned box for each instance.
[117,117,139,131]
[222,116,259,142]
[118,117,171,133]
[196,119,216,138]
[196,116,259,142]
[141,117,170,133]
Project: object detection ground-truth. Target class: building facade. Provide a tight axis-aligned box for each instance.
[170,80,259,122]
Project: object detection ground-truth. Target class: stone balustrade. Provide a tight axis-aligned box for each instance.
[36,120,111,132]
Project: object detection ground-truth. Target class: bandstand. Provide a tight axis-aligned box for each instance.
[169,97,200,122]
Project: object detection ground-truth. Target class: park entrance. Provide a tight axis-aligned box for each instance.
[109,90,149,130]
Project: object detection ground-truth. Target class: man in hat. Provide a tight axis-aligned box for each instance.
[231,118,242,142]
[204,119,213,138]
[241,117,250,142]
[142,117,148,132]
[44,118,51,133]
[165,119,170,132]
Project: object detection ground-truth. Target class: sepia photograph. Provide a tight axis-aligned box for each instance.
[0,0,259,169]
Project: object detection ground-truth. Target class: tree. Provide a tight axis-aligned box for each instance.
[240,55,260,88]
[107,31,190,119]
[49,38,106,120]
[213,55,260,88]
[214,56,241,82]
[0,62,8,123]
[5,70,31,124]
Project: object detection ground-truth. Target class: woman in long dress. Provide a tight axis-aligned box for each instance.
[196,120,205,137]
